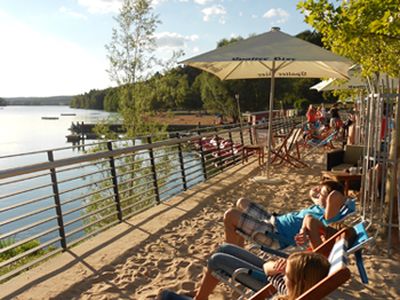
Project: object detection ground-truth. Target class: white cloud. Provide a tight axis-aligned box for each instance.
[77,0,121,14]
[263,8,289,24]
[59,6,88,20]
[155,32,199,49]
[192,46,200,53]
[201,5,226,24]
[194,0,215,5]
[0,10,110,97]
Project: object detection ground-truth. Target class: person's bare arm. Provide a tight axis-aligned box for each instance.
[324,190,345,220]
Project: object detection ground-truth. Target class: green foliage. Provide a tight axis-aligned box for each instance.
[297,0,400,78]
[294,98,311,114]
[70,89,106,110]
[105,0,159,85]
[0,238,55,278]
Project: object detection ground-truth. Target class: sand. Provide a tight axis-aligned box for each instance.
[1,149,399,300]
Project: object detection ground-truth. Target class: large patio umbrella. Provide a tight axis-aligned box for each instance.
[180,27,352,181]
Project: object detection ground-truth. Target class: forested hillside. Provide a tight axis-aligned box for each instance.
[4,96,72,106]
[70,30,337,119]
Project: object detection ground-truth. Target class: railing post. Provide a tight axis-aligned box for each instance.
[147,136,160,203]
[214,128,224,172]
[107,142,123,222]
[228,130,235,165]
[197,130,208,180]
[47,150,67,250]
[176,133,187,191]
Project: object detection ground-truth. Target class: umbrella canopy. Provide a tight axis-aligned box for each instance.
[180,27,352,179]
[180,27,351,80]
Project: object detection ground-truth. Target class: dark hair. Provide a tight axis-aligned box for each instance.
[320,180,344,195]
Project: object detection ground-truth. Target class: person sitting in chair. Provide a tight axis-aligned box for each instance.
[158,251,330,300]
[223,181,345,249]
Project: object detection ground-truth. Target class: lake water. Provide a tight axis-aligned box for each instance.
[0,105,202,246]
[0,105,114,159]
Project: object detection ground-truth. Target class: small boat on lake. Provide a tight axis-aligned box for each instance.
[60,113,77,116]
[41,116,59,120]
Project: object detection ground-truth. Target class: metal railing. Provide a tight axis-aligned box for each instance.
[0,116,300,281]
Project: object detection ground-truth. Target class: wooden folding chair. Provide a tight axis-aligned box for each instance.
[271,124,308,168]
[249,227,353,300]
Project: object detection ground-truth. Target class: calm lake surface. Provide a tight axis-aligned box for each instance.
[0,105,202,245]
[0,105,114,160]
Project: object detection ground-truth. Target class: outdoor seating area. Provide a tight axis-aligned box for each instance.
[1,152,399,300]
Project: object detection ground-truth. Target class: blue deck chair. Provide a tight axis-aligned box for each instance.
[218,221,372,299]
[303,130,338,158]
[238,198,356,253]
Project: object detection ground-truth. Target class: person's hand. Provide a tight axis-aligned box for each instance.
[295,228,309,246]
[263,259,286,275]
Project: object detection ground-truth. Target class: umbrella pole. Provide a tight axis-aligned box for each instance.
[253,62,284,184]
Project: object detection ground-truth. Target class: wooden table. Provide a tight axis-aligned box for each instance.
[321,170,362,196]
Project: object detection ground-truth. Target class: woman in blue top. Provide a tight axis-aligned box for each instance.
[223,180,345,249]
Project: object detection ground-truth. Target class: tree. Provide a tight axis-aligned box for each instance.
[0,97,6,106]
[297,0,400,243]
[105,0,162,137]
[297,0,400,79]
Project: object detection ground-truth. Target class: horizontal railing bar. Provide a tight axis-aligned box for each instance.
[67,219,120,249]
[56,157,108,174]
[0,226,60,254]
[184,164,202,174]
[158,176,184,190]
[0,215,58,240]
[0,204,57,227]
[117,163,152,176]
[115,154,150,167]
[156,169,182,182]
[64,201,116,227]
[183,156,201,164]
[0,181,54,201]
[153,151,179,161]
[0,248,63,283]
[117,171,153,185]
[0,171,50,187]
[61,184,114,206]
[0,237,61,269]
[121,195,155,213]
[65,210,118,238]
[0,193,54,213]
[185,168,203,178]
[119,189,154,205]
[0,130,254,179]
[185,175,204,185]
[57,167,113,184]
[119,179,155,195]
[63,194,114,217]
[59,176,113,195]
[159,182,183,195]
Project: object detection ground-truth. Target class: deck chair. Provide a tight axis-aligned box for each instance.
[302,130,338,158]
[238,198,356,252]
[213,225,357,300]
[249,226,353,300]
[215,221,371,300]
[270,124,308,168]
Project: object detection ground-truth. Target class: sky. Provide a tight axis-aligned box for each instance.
[0,0,311,98]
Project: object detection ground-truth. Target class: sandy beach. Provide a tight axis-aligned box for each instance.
[1,150,399,300]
